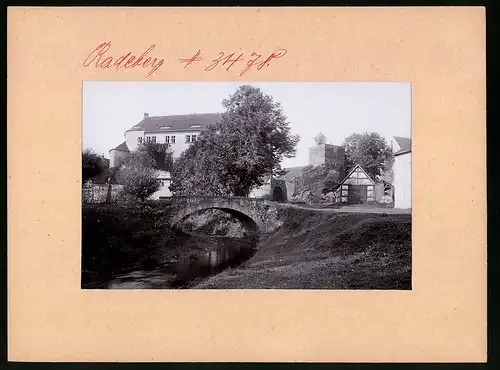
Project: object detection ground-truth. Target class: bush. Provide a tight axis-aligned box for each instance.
[82,149,109,183]
[117,153,160,201]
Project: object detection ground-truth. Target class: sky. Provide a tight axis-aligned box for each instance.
[83,81,411,168]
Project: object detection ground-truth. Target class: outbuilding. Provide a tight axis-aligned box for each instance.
[334,164,375,204]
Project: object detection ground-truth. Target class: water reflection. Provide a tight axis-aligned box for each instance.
[96,237,256,289]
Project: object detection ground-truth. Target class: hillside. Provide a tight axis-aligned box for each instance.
[195,208,412,289]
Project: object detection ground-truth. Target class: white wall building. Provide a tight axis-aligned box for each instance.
[392,136,412,209]
[109,112,221,198]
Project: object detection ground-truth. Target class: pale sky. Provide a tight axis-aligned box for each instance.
[83,81,411,168]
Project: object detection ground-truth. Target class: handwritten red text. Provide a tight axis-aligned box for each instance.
[179,49,287,76]
[83,41,164,78]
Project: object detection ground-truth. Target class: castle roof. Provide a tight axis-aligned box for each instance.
[110,141,130,152]
[126,113,222,133]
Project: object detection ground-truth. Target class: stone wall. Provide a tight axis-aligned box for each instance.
[291,164,343,203]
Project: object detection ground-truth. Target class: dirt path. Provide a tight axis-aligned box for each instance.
[283,203,412,214]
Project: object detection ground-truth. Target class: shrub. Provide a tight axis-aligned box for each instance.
[116,152,160,201]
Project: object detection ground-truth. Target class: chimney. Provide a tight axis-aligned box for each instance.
[144,112,149,118]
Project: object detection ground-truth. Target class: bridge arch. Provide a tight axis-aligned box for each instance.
[171,206,259,233]
[169,196,281,234]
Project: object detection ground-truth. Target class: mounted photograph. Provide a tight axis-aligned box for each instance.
[82,81,412,289]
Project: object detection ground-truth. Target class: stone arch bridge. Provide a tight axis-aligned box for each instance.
[169,196,283,233]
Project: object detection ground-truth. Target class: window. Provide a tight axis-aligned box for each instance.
[165,136,170,144]
[138,137,143,144]
[146,137,151,143]
[186,135,191,143]
[152,136,156,143]
[171,135,176,144]
[191,135,197,142]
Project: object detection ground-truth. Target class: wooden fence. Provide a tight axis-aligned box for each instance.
[82,181,124,204]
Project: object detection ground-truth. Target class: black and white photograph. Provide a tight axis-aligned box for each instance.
[82,81,412,290]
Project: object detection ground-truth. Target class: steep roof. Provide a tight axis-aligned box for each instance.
[110,141,130,152]
[127,113,222,133]
[337,164,375,187]
[393,136,412,155]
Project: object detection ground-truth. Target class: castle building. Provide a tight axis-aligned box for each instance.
[109,112,221,199]
[109,112,222,168]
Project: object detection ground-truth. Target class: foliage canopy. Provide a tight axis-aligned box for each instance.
[82,149,109,183]
[342,132,393,181]
[170,85,300,196]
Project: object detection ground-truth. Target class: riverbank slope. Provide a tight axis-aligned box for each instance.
[195,207,412,289]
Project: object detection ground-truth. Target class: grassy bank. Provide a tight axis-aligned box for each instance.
[195,208,412,289]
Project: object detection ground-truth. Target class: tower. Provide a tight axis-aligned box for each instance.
[308,143,346,174]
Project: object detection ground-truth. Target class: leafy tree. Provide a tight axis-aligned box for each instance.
[137,142,173,171]
[341,132,393,181]
[170,129,230,196]
[170,85,300,196]
[314,132,327,145]
[82,149,108,183]
[116,151,160,201]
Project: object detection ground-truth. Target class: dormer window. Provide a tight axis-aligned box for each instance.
[160,126,171,129]
[189,125,201,128]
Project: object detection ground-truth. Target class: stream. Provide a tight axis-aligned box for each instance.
[84,236,257,289]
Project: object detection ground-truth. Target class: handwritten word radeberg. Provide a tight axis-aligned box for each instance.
[83,42,164,77]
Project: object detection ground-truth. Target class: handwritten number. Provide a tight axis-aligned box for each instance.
[205,52,225,71]
[223,53,245,71]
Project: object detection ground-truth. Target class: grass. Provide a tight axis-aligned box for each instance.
[194,208,412,289]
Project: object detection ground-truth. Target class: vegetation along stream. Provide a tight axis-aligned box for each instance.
[81,204,255,289]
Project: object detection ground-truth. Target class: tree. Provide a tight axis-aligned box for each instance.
[116,151,160,201]
[341,132,394,181]
[170,129,231,196]
[170,85,300,196]
[82,148,108,183]
[137,142,173,171]
[314,132,327,145]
